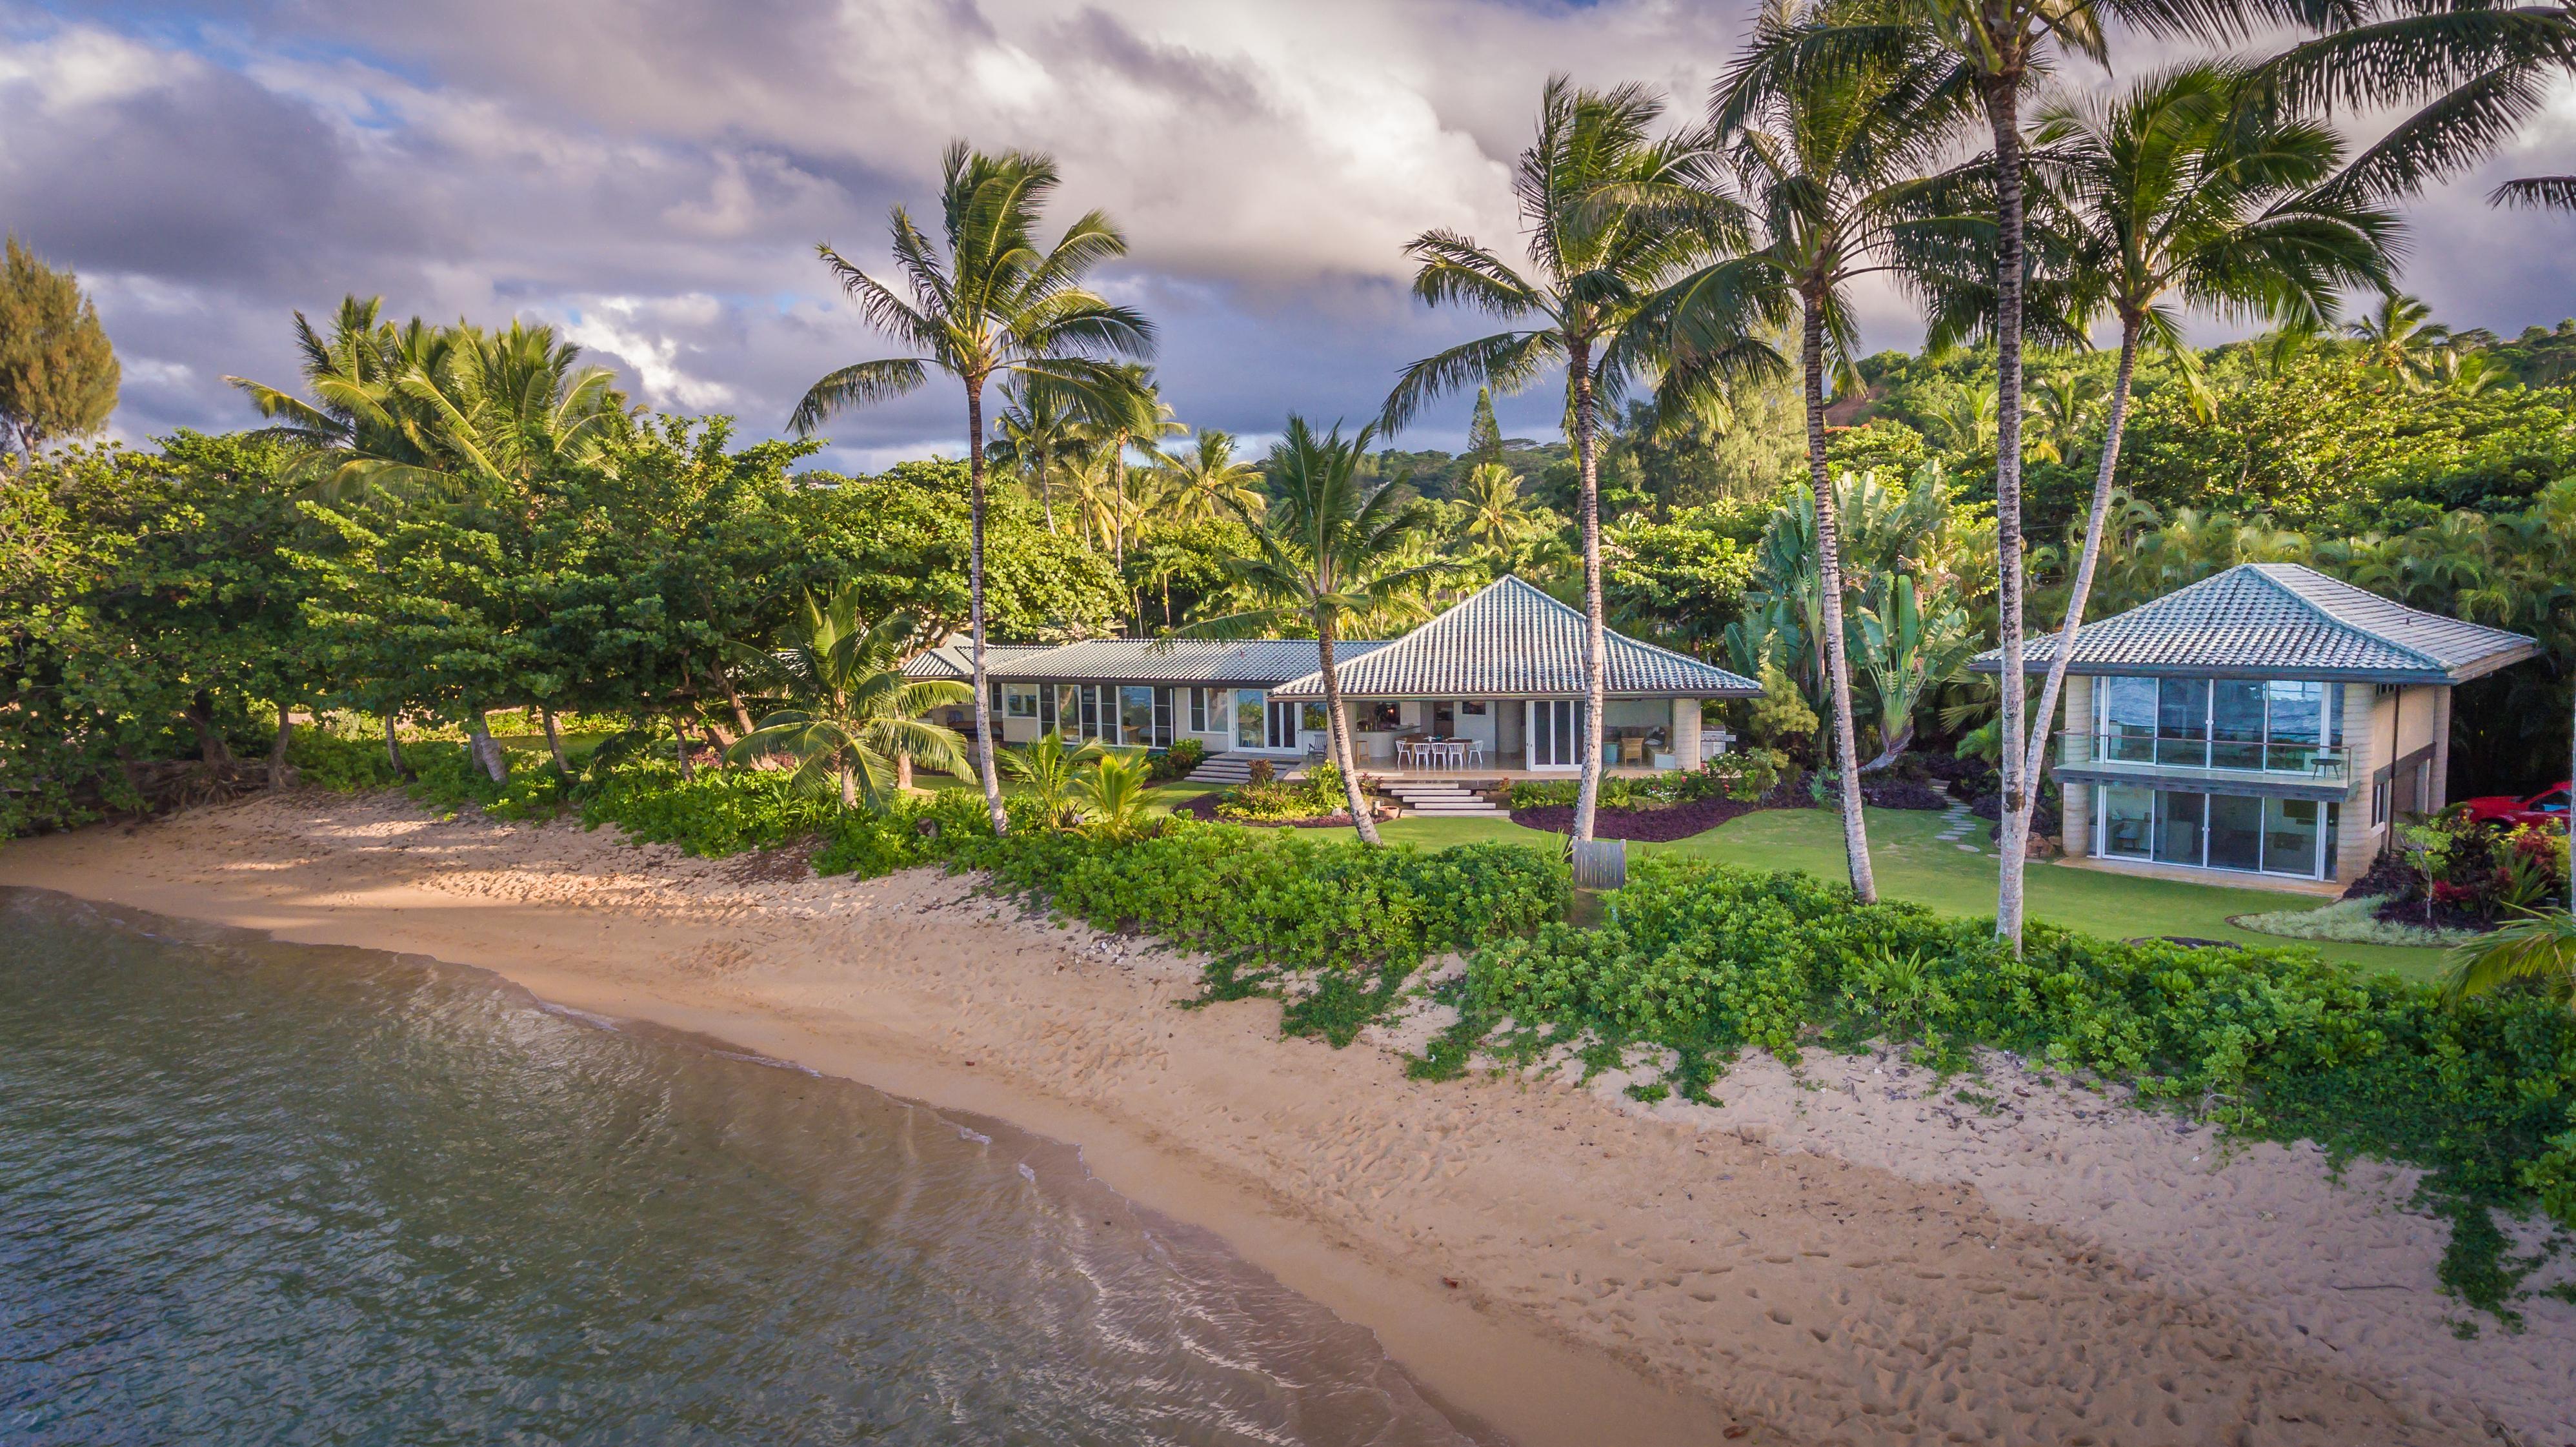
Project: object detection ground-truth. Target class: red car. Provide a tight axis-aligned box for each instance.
[2460,782,2573,830]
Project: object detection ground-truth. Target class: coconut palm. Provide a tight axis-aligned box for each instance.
[2024,369,2104,464]
[790,143,1155,835]
[2344,290,2452,386]
[1179,416,1441,846]
[1385,76,1746,842]
[1742,0,2260,947]
[725,588,969,810]
[227,298,459,502]
[1458,461,1536,551]
[1689,17,1978,901]
[1001,729,1107,829]
[990,374,1091,533]
[1991,64,2399,895]
[2250,0,2575,210]
[1154,429,1265,522]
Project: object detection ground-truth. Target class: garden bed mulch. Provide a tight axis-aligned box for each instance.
[1508,796,1768,842]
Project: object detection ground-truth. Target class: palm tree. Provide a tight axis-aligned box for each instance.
[1180,417,1441,846]
[1998,63,2397,892]
[790,143,1155,835]
[726,588,969,809]
[1154,429,1265,522]
[2250,0,2575,210]
[227,298,468,503]
[1689,12,1973,904]
[2440,911,2576,1014]
[1000,729,1106,829]
[1458,461,1536,551]
[1749,0,2258,947]
[989,374,1091,533]
[1385,76,1740,842]
[1074,753,1156,841]
[2344,290,2451,386]
[2024,369,2104,464]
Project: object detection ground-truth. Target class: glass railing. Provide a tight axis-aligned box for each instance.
[2058,732,2349,783]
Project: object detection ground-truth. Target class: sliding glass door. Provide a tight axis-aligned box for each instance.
[1527,700,1587,770]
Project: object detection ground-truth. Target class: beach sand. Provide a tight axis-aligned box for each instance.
[5,791,2569,1447]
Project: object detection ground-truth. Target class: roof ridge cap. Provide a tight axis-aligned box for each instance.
[2242,565,2444,671]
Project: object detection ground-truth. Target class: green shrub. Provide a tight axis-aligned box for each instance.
[285,726,406,792]
[1216,760,1353,822]
[1502,751,1783,811]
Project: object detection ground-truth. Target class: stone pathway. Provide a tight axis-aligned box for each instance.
[1935,800,1984,853]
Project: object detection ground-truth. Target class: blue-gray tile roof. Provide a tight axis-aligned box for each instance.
[1971,562,2539,683]
[906,638,1388,687]
[1270,575,1759,698]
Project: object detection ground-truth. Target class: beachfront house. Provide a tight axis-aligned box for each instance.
[910,576,1760,775]
[1973,562,2541,890]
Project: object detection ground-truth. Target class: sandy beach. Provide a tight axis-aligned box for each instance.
[5,791,2570,1447]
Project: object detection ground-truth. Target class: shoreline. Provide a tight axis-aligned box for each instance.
[5,791,2567,1445]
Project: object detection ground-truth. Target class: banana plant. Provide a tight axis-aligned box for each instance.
[1854,571,1978,771]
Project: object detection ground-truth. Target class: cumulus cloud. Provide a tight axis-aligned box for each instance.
[1,1,2570,467]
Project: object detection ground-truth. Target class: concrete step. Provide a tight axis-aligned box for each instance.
[1407,804,1504,816]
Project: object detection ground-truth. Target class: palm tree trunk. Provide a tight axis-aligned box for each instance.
[268,702,296,790]
[1986,83,2033,949]
[672,714,696,782]
[896,751,914,790]
[722,671,754,736]
[966,383,1009,835]
[841,753,858,810]
[541,706,571,774]
[2020,322,2140,804]
[466,709,508,783]
[383,712,412,780]
[1316,611,1381,845]
[1569,334,1608,844]
[1802,296,1878,904]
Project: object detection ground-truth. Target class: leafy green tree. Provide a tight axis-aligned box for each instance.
[1183,417,1441,845]
[1387,76,1742,841]
[792,142,1155,835]
[1464,385,1508,467]
[0,236,118,459]
[727,589,968,809]
[1458,461,1536,551]
[802,460,1125,644]
[1601,507,1758,653]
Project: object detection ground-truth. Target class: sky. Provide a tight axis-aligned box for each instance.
[5,0,2573,472]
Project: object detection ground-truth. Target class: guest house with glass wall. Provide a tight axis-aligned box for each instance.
[1973,563,2540,889]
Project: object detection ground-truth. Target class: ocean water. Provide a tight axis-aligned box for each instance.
[0,888,1489,1446]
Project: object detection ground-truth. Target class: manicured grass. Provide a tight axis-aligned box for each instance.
[1660,806,2449,980]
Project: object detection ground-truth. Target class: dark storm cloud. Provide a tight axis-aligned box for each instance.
[3,1,2570,467]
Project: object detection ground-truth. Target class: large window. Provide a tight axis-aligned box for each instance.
[1236,691,1265,748]
[2155,791,2204,865]
[1120,685,1156,747]
[2097,676,2337,774]
[2101,786,2153,858]
[1004,685,1039,719]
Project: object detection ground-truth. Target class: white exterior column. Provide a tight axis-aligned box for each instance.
[2060,676,2093,857]
[1672,698,1701,769]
